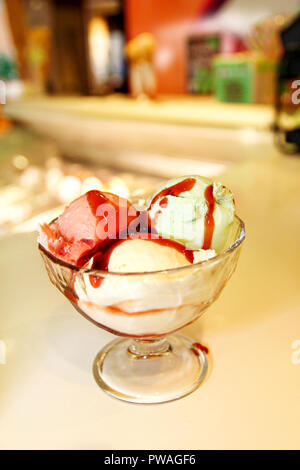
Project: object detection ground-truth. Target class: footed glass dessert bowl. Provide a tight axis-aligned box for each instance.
[39,214,245,404]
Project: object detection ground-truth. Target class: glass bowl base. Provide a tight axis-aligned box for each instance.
[93,334,208,404]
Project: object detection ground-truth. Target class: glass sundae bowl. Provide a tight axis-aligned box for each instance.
[39,215,245,404]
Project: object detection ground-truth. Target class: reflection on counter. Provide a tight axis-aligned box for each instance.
[0,127,163,235]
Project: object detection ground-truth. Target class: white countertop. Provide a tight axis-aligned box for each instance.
[0,153,299,450]
[4,96,275,179]
[5,95,274,130]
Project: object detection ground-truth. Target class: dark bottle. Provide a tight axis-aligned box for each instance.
[275,15,300,154]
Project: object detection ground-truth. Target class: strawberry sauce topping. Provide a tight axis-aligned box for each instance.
[203,184,215,250]
[148,177,196,210]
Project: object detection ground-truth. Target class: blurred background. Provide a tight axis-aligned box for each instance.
[1,1,300,450]
[0,0,299,234]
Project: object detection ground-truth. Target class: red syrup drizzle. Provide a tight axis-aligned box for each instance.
[88,249,108,288]
[89,275,102,288]
[86,189,139,238]
[192,342,209,355]
[159,197,168,208]
[149,177,196,210]
[203,184,215,250]
[86,190,110,215]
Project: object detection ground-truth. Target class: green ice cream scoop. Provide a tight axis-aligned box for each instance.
[147,175,235,252]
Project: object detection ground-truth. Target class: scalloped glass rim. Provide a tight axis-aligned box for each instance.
[38,215,245,277]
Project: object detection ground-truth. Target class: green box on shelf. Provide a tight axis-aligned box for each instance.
[213,54,255,103]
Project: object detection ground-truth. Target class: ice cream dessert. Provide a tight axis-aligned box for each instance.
[38,175,236,336]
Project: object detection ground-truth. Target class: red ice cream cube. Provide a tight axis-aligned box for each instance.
[39,190,138,266]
